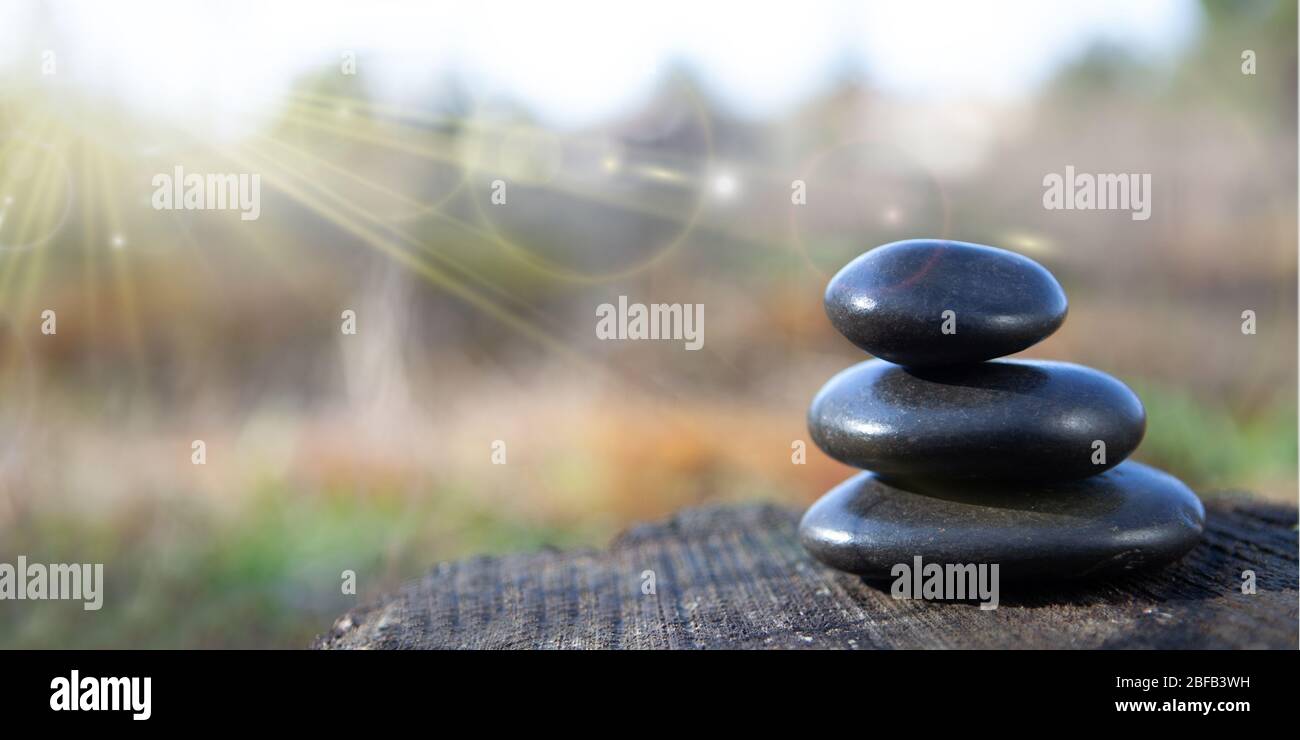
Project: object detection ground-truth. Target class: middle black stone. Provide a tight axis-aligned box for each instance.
[808,358,1146,482]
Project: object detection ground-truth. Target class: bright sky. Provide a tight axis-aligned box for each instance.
[1,0,1200,131]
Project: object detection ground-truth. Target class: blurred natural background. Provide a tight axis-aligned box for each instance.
[0,0,1295,647]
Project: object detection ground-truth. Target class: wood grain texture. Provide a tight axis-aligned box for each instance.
[314,498,1298,649]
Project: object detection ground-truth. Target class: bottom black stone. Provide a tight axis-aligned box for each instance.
[799,460,1205,580]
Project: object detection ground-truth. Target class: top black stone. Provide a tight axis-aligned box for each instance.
[825,239,1068,367]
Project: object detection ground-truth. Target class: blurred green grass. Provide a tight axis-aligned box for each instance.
[0,483,604,649]
[1133,380,1296,497]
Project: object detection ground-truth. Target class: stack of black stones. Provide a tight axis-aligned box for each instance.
[800,239,1205,581]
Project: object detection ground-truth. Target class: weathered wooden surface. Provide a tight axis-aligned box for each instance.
[315,498,1298,649]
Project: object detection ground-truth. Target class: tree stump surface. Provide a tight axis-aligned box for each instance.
[314,498,1298,649]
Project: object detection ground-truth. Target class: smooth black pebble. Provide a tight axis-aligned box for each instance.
[798,460,1205,580]
[825,239,1068,367]
[808,358,1145,482]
